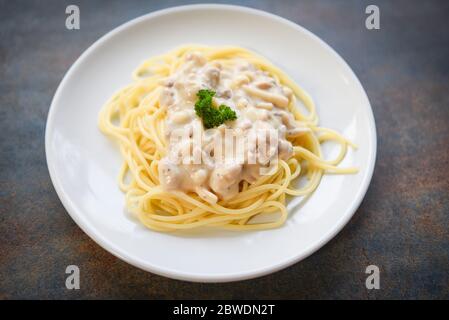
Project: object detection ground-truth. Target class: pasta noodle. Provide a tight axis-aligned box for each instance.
[98,45,357,232]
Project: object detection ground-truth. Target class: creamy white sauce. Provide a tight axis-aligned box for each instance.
[157,52,305,203]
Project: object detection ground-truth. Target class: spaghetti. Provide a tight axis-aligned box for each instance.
[98,45,357,232]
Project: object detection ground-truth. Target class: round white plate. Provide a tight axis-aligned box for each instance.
[46,4,376,282]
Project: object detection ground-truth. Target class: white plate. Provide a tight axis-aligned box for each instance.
[46,4,376,282]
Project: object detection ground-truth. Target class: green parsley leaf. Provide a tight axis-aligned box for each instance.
[194,89,237,129]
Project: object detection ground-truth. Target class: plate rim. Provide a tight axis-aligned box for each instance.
[45,3,377,282]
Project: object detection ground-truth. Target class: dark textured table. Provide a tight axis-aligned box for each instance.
[1,0,448,299]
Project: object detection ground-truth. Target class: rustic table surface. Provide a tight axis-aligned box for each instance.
[1,0,448,299]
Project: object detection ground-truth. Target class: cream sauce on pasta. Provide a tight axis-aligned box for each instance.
[158,51,306,203]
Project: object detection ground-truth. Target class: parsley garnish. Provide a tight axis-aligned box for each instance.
[194,89,237,129]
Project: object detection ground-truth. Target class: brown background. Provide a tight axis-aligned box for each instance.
[1,0,448,299]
